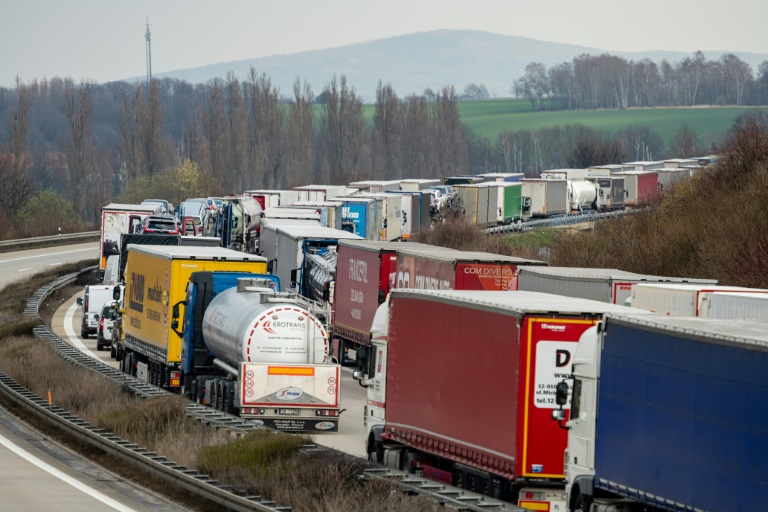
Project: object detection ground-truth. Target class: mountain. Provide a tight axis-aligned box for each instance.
[148,30,768,102]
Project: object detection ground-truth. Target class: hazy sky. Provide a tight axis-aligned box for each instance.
[3,0,766,87]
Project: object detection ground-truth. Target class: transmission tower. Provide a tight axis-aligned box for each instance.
[145,18,152,84]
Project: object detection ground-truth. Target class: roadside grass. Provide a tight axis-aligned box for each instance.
[0,264,440,512]
[549,121,768,286]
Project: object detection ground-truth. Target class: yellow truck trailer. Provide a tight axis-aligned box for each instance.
[120,245,267,387]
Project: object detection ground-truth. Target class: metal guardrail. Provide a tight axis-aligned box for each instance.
[485,209,639,235]
[0,231,100,253]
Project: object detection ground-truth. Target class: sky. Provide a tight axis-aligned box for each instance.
[3,0,766,88]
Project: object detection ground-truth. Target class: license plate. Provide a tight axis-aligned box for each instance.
[277,408,300,415]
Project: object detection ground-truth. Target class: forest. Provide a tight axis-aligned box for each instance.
[0,51,766,237]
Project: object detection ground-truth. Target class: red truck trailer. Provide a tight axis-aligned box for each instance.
[395,247,545,291]
[355,289,653,507]
[331,240,452,364]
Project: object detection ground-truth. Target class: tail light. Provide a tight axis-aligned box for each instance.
[170,371,181,387]
[315,409,339,417]
[99,317,105,330]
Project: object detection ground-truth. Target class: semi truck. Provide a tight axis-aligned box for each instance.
[395,247,545,291]
[118,245,269,389]
[699,291,768,321]
[628,283,768,315]
[613,170,659,206]
[586,176,625,211]
[353,290,653,508]
[99,203,163,278]
[331,240,453,365]
[453,183,495,227]
[557,313,768,511]
[521,179,568,217]
[516,267,717,305]
[293,185,347,201]
[339,197,378,240]
[215,195,262,253]
[493,182,527,224]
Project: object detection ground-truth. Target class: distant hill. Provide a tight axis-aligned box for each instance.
[147,30,768,102]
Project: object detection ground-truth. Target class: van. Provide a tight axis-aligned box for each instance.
[97,302,119,350]
[76,285,115,338]
[102,255,120,286]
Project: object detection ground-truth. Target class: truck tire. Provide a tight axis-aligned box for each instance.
[222,381,235,414]
[573,493,591,512]
[110,345,116,358]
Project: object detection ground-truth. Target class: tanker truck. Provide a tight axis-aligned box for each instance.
[176,273,341,432]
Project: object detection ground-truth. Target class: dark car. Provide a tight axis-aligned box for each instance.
[139,214,180,235]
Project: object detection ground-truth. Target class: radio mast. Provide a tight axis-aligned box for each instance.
[145,18,152,84]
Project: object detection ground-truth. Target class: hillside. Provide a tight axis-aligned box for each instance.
[148,30,768,102]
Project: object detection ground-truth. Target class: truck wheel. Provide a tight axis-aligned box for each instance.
[223,382,235,414]
[573,493,591,512]
[110,345,116,359]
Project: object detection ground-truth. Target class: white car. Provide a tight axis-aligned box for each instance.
[97,302,119,351]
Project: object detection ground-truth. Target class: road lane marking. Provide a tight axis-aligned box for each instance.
[64,303,101,360]
[18,268,30,272]
[0,247,96,264]
[0,432,137,511]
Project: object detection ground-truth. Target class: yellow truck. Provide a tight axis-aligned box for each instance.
[120,245,268,388]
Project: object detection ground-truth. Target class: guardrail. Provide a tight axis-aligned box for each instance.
[0,231,100,253]
[485,209,639,235]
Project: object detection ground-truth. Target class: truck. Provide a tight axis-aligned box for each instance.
[476,172,525,183]
[118,245,270,391]
[399,179,441,191]
[453,183,494,227]
[613,170,659,206]
[293,185,347,202]
[99,203,163,278]
[215,195,263,253]
[557,313,768,511]
[395,247,545,291]
[516,266,717,305]
[521,179,568,217]
[444,175,487,185]
[339,197,378,240]
[331,240,453,365]
[385,190,429,240]
[541,169,589,180]
[628,283,768,315]
[258,224,363,297]
[244,189,300,209]
[348,180,402,193]
[621,160,665,172]
[494,182,527,224]
[586,165,624,177]
[357,193,402,241]
[567,180,597,212]
[289,201,345,230]
[174,274,341,431]
[699,291,768,321]
[586,176,625,211]
[353,290,654,507]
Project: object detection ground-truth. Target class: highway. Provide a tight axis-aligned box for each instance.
[0,244,188,512]
[0,242,99,288]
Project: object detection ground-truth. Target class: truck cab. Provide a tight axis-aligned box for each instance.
[353,297,390,462]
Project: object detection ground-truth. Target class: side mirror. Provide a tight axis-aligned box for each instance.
[76,297,83,306]
[113,286,121,300]
[555,381,569,406]
[353,370,365,381]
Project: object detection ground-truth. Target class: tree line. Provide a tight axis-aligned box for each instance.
[1,66,765,238]
[514,52,768,110]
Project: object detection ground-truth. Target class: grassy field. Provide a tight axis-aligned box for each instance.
[358,98,761,149]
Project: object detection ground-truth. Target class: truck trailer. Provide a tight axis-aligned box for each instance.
[560,313,768,511]
[613,170,659,206]
[395,247,545,291]
[354,290,653,507]
[119,245,269,390]
[699,291,768,321]
[521,179,568,217]
[331,240,453,365]
[629,283,768,315]
[516,266,717,305]
[99,203,163,278]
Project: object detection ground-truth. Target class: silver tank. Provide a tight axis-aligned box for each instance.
[202,287,329,368]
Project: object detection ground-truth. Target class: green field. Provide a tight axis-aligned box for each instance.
[358,99,761,149]
[457,99,759,148]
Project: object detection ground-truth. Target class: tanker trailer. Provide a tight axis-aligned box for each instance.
[567,179,597,212]
[177,272,341,432]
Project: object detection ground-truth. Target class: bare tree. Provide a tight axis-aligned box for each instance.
[2,82,33,221]
[65,79,94,217]
[287,77,315,185]
[372,81,402,179]
[318,75,368,184]
[670,124,700,157]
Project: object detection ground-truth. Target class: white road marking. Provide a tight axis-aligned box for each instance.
[0,432,137,512]
[18,268,31,272]
[0,247,95,264]
[64,303,101,360]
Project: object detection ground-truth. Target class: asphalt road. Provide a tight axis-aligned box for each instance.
[0,242,99,288]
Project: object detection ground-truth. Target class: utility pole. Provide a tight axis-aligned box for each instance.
[145,18,152,84]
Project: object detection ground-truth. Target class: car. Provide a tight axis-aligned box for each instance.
[139,214,180,235]
[178,201,212,236]
[77,285,115,338]
[141,199,175,215]
[97,302,119,351]
[187,197,219,213]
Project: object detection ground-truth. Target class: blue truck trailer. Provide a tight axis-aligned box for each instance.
[559,313,768,511]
